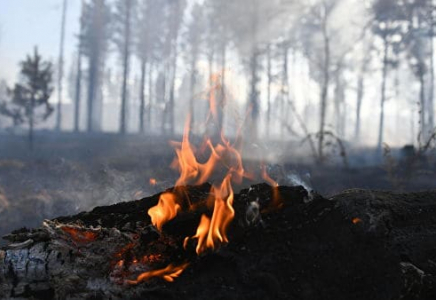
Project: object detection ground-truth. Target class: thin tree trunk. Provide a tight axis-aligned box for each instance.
[429,22,434,132]
[119,0,132,135]
[266,44,272,138]
[419,67,426,142]
[87,56,96,133]
[139,58,147,133]
[169,48,178,136]
[74,50,82,133]
[147,63,153,133]
[189,57,196,127]
[355,74,364,141]
[377,38,389,152]
[281,44,289,138]
[74,0,85,133]
[318,19,330,162]
[218,45,226,134]
[55,0,67,131]
[249,50,259,140]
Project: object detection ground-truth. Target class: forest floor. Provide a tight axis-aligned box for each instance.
[0,131,435,246]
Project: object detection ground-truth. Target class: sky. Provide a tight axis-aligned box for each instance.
[0,0,81,85]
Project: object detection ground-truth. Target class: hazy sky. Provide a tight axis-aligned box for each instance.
[0,0,81,85]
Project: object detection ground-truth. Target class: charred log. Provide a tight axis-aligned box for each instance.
[1,184,436,299]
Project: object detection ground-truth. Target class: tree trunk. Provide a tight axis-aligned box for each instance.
[147,63,153,133]
[377,38,388,153]
[139,58,147,134]
[74,0,84,133]
[29,96,35,151]
[318,22,330,162]
[248,50,259,140]
[218,45,226,134]
[119,0,132,135]
[74,51,82,133]
[189,58,196,128]
[281,45,290,138]
[266,44,272,138]
[419,66,426,144]
[169,51,178,136]
[55,0,67,132]
[86,56,96,133]
[429,24,434,133]
[355,73,364,142]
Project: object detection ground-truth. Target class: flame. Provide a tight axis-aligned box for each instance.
[261,164,282,208]
[170,117,220,187]
[149,178,157,186]
[184,175,234,254]
[126,262,189,284]
[148,192,181,231]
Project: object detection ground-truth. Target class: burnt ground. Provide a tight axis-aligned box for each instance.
[1,131,436,247]
[1,183,436,299]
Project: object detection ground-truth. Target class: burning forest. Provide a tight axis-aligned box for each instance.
[2,0,436,299]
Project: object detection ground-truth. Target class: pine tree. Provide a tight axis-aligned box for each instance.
[0,47,54,149]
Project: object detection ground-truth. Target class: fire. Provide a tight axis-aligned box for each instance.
[149,178,157,186]
[136,70,284,284]
[126,262,189,284]
[148,192,181,231]
[261,164,282,208]
[184,174,235,254]
[170,117,220,187]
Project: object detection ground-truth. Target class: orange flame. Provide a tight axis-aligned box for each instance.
[261,164,282,208]
[149,178,157,186]
[148,192,181,231]
[126,262,189,284]
[170,117,220,187]
[184,175,234,254]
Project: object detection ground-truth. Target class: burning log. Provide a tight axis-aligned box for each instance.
[1,184,436,299]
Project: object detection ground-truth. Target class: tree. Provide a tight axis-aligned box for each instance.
[226,0,283,140]
[135,0,165,133]
[73,0,85,132]
[161,0,187,135]
[114,0,134,134]
[55,0,68,131]
[82,0,111,132]
[182,3,205,127]
[372,0,407,152]
[402,0,435,143]
[0,48,54,149]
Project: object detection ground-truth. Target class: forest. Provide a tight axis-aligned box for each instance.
[2,1,436,299]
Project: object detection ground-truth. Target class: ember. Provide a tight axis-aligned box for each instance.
[60,226,99,243]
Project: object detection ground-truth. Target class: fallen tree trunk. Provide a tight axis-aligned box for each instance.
[1,184,436,300]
